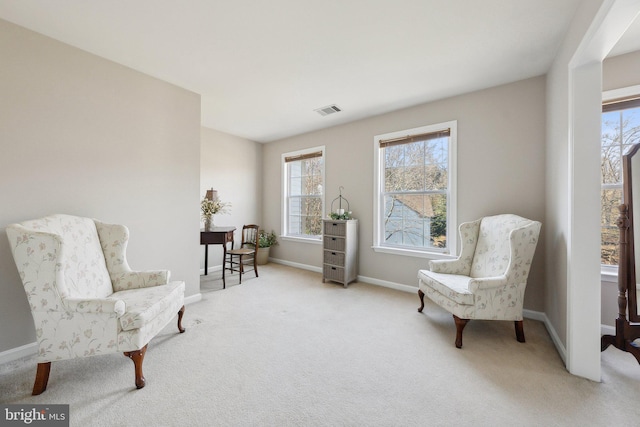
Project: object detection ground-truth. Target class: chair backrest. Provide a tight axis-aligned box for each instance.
[6,214,114,309]
[240,224,259,249]
[469,214,538,279]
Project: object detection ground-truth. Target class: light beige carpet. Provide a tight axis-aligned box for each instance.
[1,263,640,426]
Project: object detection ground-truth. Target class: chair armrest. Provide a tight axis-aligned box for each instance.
[468,275,509,292]
[64,298,125,316]
[111,270,170,292]
[428,220,480,275]
[95,221,172,291]
[430,258,472,275]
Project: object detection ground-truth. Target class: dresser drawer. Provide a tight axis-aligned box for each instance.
[324,221,346,237]
[323,264,345,282]
[321,219,357,287]
[323,236,345,251]
[324,250,345,266]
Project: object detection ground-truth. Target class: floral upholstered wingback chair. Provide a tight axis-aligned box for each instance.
[417,214,541,348]
[6,214,186,395]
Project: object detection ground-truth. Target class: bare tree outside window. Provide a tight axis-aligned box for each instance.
[601,104,640,265]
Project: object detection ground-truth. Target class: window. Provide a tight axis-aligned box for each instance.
[282,146,325,241]
[373,121,457,258]
[601,89,640,267]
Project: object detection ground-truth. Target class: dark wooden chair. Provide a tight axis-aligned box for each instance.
[225,224,259,284]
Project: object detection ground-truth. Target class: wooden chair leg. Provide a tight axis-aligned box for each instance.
[601,334,615,351]
[453,315,469,349]
[124,344,147,389]
[253,252,258,278]
[515,320,526,343]
[32,362,51,395]
[239,255,243,284]
[222,253,227,290]
[417,289,425,313]
[177,305,186,333]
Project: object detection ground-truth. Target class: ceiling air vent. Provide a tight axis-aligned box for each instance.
[314,104,342,116]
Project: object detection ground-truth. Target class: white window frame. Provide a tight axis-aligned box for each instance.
[281,145,325,244]
[601,84,640,282]
[372,121,457,259]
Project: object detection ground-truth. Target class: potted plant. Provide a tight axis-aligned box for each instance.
[256,230,278,265]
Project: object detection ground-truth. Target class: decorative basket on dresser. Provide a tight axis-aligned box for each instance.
[322,219,358,287]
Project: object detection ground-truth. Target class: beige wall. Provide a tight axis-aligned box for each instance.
[263,76,547,311]
[200,127,262,271]
[545,0,604,351]
[601,49,640,326]
[0,19,201,354]
[603,50,640,92]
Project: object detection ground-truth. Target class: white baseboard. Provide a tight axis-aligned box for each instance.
[524,311,615,365]
[357,274,417,293]
[0,342,38,366]
[184,293,202,305]
[200,264,223,275]
[601,324,615,336]
[529,310,567,364]
[270,258,322,273]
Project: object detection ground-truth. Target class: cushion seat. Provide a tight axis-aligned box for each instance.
[227,248,255,255]
[417,270,474,306]
[117,281,185,332]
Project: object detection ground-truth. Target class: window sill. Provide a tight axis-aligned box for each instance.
[281,236,322,245]
[601,266,618,283]
[371,245,456,260]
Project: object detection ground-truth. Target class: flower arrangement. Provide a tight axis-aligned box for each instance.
[258,230,279,248]
[201,196,230,220]
[329,211,352,220]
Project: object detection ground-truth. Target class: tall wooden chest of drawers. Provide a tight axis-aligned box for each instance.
[322,219,358,287]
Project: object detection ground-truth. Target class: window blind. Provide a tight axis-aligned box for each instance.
[284,151,323,163]
[379,129,450,148]
[602,96,640,113]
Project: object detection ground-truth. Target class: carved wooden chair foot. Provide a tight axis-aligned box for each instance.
[515,320,525,343]
[601,334,616,351]
[124,345,148,389]
[417,289,425,313]
[454,315,469,348]
[178,305,186,333]
[32,362,52,395]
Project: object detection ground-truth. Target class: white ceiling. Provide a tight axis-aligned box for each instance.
[0,1,638,143]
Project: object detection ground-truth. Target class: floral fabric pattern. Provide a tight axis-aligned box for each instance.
[117,282,184,331]
[429,219,480,276]
[6,214,185,362]
[418,214,541,321]
[95,221,170,291]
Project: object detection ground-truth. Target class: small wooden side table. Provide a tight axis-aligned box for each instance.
[201,226,236,289]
